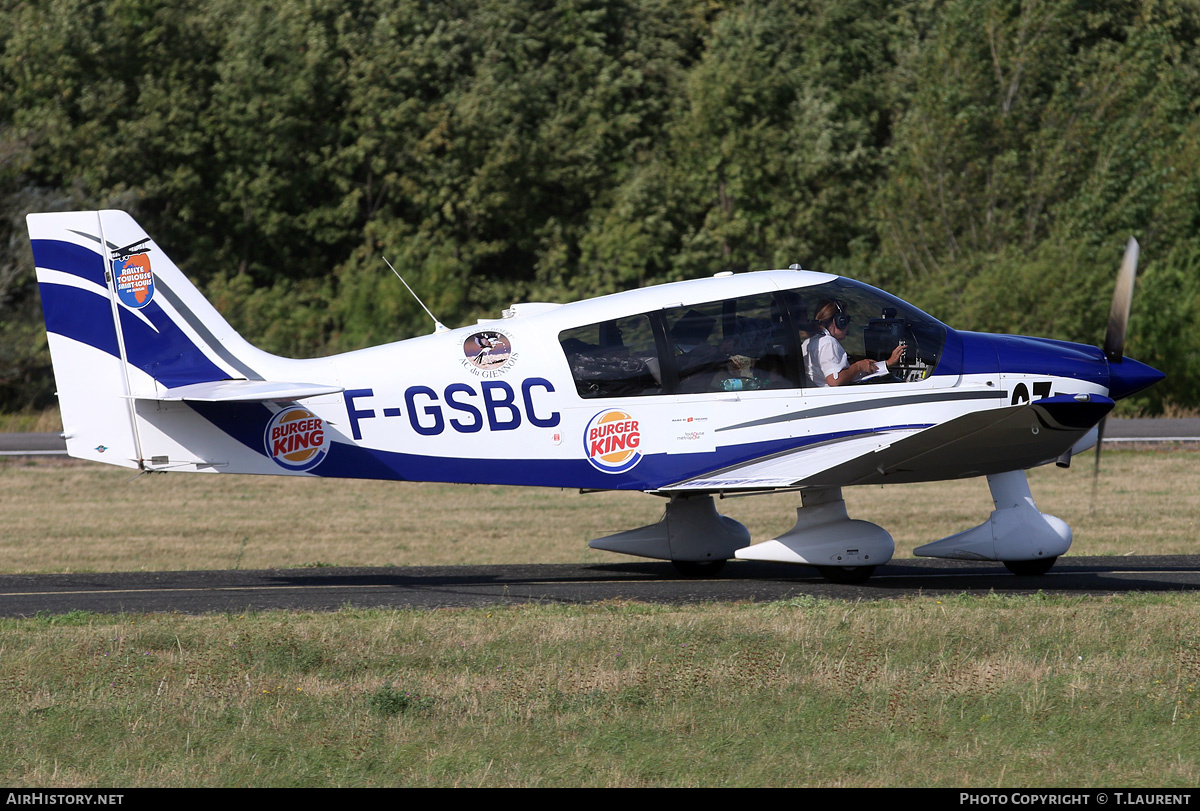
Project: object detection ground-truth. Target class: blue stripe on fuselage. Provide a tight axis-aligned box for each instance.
[327,424,923,489]
[188,398,922,490]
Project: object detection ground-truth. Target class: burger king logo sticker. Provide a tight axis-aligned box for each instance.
[264,407,330,472]
[584,409,642,473]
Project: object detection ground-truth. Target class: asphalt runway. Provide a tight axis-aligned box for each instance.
[1,556,1198,617]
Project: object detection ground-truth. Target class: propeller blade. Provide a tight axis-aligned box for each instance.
[1095,238,1138,504]
[1090,414,1107,511]
[1103,237,1139,364]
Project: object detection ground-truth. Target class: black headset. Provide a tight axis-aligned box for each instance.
[831,299,850,330]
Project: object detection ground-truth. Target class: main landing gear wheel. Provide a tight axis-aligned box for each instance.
[817,565,876,584]
[671,559,727,577]
[1003,557,1058,576]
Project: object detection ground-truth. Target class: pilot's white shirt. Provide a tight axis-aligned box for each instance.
[804,330,885,387]
[804,330,848,387]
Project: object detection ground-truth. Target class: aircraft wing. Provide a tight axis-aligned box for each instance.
[147,380,344,403]
[662,429,925,491]
[661,395,1113,492]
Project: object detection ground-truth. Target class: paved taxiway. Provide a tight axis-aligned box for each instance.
[1,556,1198,617]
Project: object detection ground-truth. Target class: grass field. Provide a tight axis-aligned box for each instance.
[1,595,1198,787]
[1,449,1198,787]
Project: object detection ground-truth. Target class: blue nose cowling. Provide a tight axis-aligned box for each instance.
[1106,356,1165,401]
[978,334,1163,402]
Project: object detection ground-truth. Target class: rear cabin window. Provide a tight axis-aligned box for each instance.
[559,292,803,398]
[559,314,663,398]
[663,293,801,394]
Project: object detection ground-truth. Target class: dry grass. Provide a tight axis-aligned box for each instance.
[0,408,62,434]
[2,596,1198,786]
[0,448,1196,572]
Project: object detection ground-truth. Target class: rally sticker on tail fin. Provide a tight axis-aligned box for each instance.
[111,239,155,309]
[584,409,642,473]
[265,407,330,472]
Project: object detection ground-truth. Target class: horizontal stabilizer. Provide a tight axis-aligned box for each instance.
[149,380,344,403]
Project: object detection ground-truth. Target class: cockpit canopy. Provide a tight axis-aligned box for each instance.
[558,277,948,398]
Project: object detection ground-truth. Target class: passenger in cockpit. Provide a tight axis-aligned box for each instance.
[805,299,904,387]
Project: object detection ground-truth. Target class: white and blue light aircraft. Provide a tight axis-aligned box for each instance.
[28,210,1163,583]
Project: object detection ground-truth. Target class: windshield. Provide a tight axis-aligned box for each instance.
[557,276,949,397]
[793,278,947,383]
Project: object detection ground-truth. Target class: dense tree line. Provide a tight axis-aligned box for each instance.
[1,0,1198,412]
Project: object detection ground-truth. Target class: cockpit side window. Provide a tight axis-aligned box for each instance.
[790,279,947,384]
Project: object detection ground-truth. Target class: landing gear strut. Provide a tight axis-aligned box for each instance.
[589,494,749,572]
[915,470,1070,574]
[734,488,894,584]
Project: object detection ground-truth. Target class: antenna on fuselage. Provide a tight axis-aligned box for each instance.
[382,256,449,334]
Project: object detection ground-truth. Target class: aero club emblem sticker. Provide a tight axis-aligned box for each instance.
[461,330,517,378]
[585,409,642,473]
[265,407,330,472]
[110,239,155,309]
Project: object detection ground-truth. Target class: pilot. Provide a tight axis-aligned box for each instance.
[805,299,904,387]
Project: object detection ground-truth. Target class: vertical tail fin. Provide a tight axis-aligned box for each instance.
[28,210,277,468]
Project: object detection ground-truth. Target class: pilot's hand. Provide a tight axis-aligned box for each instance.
[886,344,905,366]
[855,359,878,376]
